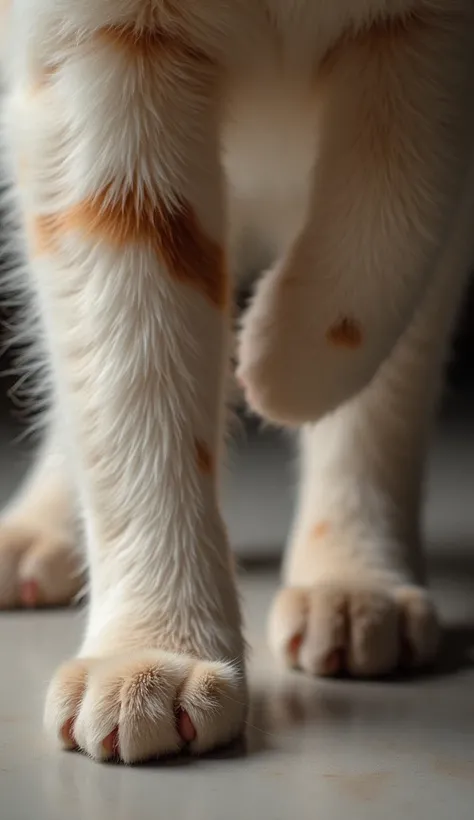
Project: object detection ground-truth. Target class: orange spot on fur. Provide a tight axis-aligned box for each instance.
[34,189,228,309]
[327,317,362,349]
[312,521,330,538]
[195,438,213,474]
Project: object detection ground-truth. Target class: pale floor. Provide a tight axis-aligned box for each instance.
[0,404,473,820]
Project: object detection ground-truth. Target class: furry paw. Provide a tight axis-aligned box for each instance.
[237,264,368,426]
[45,650,246,763]
[268,583,439,677]
[0,522,83,608]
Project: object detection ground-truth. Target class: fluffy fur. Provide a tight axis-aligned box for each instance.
[0,0,473,762]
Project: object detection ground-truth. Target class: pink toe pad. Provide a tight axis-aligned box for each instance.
[60,718,77,750]
[20,580,39,608]
[177,709,196,744]
[102,728,119,758]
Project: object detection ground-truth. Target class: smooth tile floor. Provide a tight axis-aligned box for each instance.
[0,405,474,820]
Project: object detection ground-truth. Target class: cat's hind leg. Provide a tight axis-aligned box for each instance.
[269,210,473,676]
[238,8,474,426]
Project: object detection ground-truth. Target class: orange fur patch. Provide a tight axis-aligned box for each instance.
[327,317,362,349]
[34,189,228,309]
[195,438,214,474]
[312,521,330,538]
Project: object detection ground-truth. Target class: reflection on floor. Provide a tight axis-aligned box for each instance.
[0,401,473,820]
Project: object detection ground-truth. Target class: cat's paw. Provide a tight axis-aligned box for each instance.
[0,522,83,608]
[45,650,246,763]
[237,264,364,425]
[268,583,439,677]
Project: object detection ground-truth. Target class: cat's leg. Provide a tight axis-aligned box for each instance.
[268,230,471,677]
[238,7,474,425]
[0,428,81,608]
[3,3,245,761]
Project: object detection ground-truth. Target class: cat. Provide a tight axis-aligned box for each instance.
[0,0,473,763]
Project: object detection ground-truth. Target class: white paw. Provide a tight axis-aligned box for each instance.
[268,583,440,677]
[45,650,246,763]
[0,522,83,608]
[237,265,365,425]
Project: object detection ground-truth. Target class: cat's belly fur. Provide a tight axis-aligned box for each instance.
[223,79,318,270]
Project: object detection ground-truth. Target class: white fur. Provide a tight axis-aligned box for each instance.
[0,0,471,759]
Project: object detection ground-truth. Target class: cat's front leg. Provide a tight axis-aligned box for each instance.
[3,5,246,762]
